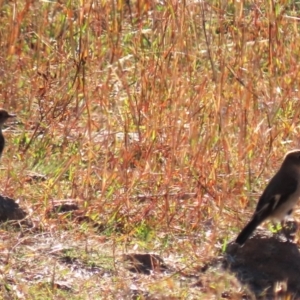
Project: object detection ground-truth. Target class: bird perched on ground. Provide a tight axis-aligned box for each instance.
[0,109,16,157]
[0,109,26,222]
[236,150,300,246]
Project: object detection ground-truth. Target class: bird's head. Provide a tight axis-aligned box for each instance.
[283,149,300,171]
[0,109,16,128]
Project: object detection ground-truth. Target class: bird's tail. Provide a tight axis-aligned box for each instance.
[235,216,261,246]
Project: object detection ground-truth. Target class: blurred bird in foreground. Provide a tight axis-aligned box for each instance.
[0,109,16,157]
[236,150,300,246]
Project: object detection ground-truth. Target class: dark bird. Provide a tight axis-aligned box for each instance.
[236,150,300,246]
[0,109,16,157]
[0,109,25,222]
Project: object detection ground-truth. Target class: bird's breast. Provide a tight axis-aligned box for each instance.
[271,184,300,221]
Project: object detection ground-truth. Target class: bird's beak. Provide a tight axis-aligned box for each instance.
[8,113,16,118]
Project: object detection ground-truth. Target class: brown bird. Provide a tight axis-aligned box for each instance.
[236,150,300,245]
[0,109,16,157]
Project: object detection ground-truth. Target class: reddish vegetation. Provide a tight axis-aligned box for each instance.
[0,1,300,298]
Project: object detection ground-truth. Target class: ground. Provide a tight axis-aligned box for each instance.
[1,1,300,299]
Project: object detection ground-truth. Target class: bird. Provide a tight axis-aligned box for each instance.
[236,149,300,246]
[0,109,16,157]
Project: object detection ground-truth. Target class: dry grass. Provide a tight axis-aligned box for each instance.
[0,0,300,298]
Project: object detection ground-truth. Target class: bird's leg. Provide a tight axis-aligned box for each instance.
[279,210,298,242]
[281,221,298,243]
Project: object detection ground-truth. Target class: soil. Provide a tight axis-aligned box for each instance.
[225,231,300,299]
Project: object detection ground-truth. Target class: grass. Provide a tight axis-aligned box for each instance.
[0,0,300,298]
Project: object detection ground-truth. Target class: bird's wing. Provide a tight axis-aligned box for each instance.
[254,174,298,218]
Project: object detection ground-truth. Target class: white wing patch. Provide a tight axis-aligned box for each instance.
[255,194,281,217]
[272,194,281,210]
